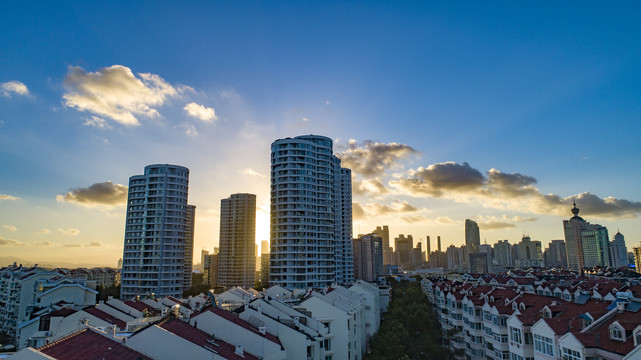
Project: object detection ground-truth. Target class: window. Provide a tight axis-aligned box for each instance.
[534,334,554,356]
[561,347,581,360]
[510,354,524,360]
[510,327,522,344]
[611,325,623,341]
[323,339,331,350]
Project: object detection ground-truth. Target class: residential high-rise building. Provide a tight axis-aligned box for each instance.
[544,240,567,268]
[120,164,190,300]
[269,135,353,289]
[494,240,512,267]
[513,236,543,268]
[353,233,384,282]
[563,202,612,270]
[634,245,641,274]
[218,193,256,289]
[395,234,413,267]
[581,225,610,268]
[437,236,442,253]
[261,240,269,255]
[183,204,195,290]
[426,236,431,262]
[610,231,628,268]
[203,247,219,287]
[465,219,480,254]
[469,252,493,274]
[373,226,392,265]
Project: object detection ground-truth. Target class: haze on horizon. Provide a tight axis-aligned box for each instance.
[1,2,640,267]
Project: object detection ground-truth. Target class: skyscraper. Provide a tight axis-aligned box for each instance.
[353,233,383,282]
[563,202,611,270]
[120,164,191,300]
[465,219,480,254]
[610,231,628,268]
[218,193,256,289]
[183,204,195,290]
[373,226,392,265]
[494,240,512,267]
[544,240,567,268]
[269,135,353,289]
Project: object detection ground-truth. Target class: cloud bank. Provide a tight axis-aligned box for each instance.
[391,162,641,218]
[0,193,20,201]
[57,181,127,207]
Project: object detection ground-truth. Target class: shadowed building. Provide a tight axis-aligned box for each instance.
[218,193,256,289]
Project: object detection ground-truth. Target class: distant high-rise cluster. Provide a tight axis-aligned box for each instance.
[120,164,192,300]
[269,135,353,289]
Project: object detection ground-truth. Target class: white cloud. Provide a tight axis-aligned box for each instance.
[83,116,112,129]
[176,122,198,137]
[3,225,17,232]
[57,228,80,236]
[184,102,218,122]
[1,81,29,97]
[0,193,20,200]
[63,65,183,126]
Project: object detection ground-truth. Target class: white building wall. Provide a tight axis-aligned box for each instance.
[300,296,351,360]
[126,325,225,360]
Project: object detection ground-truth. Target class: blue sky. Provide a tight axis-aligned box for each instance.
[1,1,640,266]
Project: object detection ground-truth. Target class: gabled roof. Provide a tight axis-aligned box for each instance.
[159,317,259,360]
[82,306,127,330]
[192,305,282,346]
[38,328,150,360]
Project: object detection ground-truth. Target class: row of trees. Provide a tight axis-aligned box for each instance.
[366,279,458,360]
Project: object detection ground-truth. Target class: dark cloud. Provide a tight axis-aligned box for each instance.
[485,169,538,197]
[536,192,641,218]
[337,140,418,177]
[57,181,127,206]
[391,162,485,197]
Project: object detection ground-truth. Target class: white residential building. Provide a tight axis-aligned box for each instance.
[120,164,193,300]
[269,135,353,289]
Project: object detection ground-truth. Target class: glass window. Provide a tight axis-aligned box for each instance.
[561,347,581,360]
[510,327,522,344]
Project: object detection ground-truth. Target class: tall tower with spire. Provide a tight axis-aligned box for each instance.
[563,201,587,270]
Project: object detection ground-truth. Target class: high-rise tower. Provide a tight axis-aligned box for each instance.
[465,219,480,254]
[183,204,196,289]
[563,201,611,270]
[269,135,353,289]
[120,164,190,300]
[218,193,256,289]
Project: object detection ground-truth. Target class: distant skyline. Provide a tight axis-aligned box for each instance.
[1,2,640,266]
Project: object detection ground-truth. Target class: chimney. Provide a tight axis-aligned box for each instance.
[259,326,267,335]
[235,345,244,356]
[616,301,626,312]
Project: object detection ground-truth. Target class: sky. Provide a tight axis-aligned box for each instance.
[1,1,640,267]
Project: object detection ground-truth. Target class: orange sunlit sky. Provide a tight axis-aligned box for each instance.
[1,2,641,267]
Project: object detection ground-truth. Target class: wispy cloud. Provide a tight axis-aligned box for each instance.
[38,228,51,235]
[436,216,456,224]
[176,122,198,137]
[1,81,29,97]
[83,116,112,129]
[184,102,217,122]
[242,168,266,178]
[63,65,184,126]
[87,241,102,247]
[0,193,20,201]
[57,228,80,236]
[0,236,25,246]
[3,225,17,232]
[56,181,127,207]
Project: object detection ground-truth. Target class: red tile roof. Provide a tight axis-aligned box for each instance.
[83,307,127,330]
[159,318,260,360]
[39,328,150,360]
[124,300,161,315]
[45,307,77,318]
